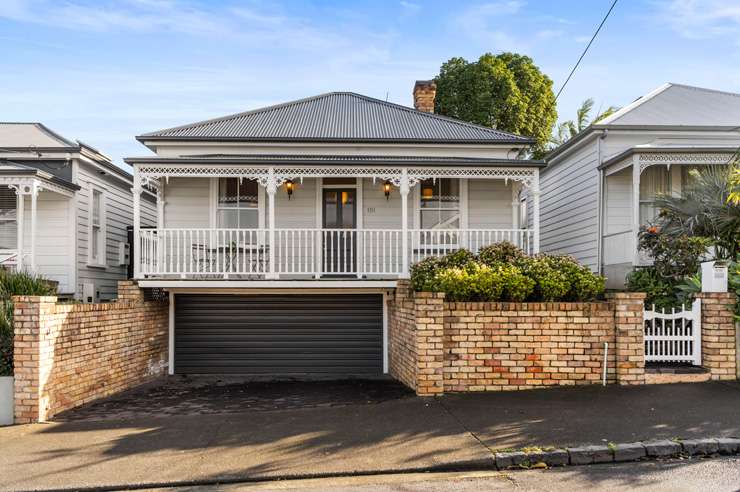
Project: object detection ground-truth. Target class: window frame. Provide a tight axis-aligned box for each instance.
[418,178,462,231]
[212,177,263,230]
[639,165,671,226]
[87,186,107,267]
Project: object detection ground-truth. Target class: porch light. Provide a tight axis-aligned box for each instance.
[383,181,392,200]
[285,180,294,199]
[422,186,434,199]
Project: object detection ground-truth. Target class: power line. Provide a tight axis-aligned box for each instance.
[555,0,619,102]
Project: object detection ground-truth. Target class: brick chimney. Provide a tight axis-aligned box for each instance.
[413,80,436,113]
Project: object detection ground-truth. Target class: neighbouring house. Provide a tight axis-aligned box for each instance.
[0,123,156,300]
[540,83,740,289]
[125,81,544,378]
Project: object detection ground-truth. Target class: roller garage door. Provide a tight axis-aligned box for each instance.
[174,294,383,376]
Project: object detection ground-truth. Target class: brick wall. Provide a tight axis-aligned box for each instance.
[13,281,168,423]
[697,292,737,381]
[388,280,647,395]
[444,301,616,391]
[387,281,417,390]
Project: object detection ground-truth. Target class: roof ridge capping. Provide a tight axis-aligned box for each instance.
[137,92,533,143]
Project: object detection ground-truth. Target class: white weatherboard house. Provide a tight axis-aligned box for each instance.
[0,123,156,300]
[126,82,544,377]
[541,83,740,289]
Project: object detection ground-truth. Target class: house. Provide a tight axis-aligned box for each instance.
[0,123,156,301]
[540,83,740,289]
[125,81,544,378]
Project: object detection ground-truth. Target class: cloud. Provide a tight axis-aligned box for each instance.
[451,1,527,51]
[536,29,564,40]
[653,0,740,39]
[400,1,421,15]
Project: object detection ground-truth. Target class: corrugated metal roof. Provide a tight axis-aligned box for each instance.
[139,92,531,143]
[124,154,545,167]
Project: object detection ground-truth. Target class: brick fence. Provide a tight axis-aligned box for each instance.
[13,281,168,423]
[697,292,737,380]
[388,280,648,395]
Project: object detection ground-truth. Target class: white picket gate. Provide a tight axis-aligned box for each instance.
[644,299,702,365]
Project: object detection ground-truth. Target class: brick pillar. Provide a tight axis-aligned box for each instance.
[413,291,446,395]
[696,292,737,380]
[607,292,647,385]
[12,295,58,424]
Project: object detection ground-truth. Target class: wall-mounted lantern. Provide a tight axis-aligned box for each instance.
[285,180,294,200]
[383,181,392,200]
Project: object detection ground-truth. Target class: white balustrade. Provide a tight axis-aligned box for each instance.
[139,228,533,279]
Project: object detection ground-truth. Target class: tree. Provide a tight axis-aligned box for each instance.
[550,98,618,147]
[730,164,740,204]
[434,53,557,157]
[654,164,740,260]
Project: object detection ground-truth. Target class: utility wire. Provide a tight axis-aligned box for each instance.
[555,0,619,101]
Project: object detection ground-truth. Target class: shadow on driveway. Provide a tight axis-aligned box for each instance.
[54,376,414,421]
[0,380,738,491]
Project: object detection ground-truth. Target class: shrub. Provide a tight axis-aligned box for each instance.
[410,256,443,292]
[498,264,535,301]
[637,226,710,281]
[0,270,56,376]
[434,263,504,301]
[409,249,476,292]
[626,267,677,309]
[519,256,570,301]
[543,255,606,301]
[478,241,527,266]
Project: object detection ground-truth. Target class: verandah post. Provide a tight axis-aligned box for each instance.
[400,168,410,279]
[532,169,540,254]
[266,167,278,279]
[132,167,142,279]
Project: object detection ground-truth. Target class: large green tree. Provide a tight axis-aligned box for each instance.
[434,53,557,157]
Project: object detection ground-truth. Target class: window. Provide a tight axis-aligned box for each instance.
[639,166,670,225]
[419,178,460,229]
[0,188,17,250]
[89,189,105,265]
[216,178,259,228]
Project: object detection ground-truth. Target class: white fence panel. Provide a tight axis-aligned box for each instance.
[644,299,702,365]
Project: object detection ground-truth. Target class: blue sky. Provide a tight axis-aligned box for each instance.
[2,0,740,167]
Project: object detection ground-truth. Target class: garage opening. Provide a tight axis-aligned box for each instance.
[174,294,384,377]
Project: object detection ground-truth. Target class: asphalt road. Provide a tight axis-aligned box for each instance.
[159,457,740,492]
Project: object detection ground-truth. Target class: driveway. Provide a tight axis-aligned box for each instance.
[54,376,414,421]
[1,381,739,491]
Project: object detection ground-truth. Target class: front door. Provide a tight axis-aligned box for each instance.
[322,189,356,275]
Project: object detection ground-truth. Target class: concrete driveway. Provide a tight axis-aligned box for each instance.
[1,380,739,491]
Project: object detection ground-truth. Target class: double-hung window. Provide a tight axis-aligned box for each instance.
[639,166,670,225]
[419,178,460,246]
[89,189,105,266]
[216,178,259,229]
[0,188,17,251]
[420,178,460,229]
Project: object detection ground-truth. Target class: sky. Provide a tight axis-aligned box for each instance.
[2,0,740,168]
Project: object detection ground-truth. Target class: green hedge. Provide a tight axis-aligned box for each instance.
[0,270,57,376]
[410,242,605,303]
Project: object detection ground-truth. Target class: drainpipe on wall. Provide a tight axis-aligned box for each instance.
[596,129,608,276]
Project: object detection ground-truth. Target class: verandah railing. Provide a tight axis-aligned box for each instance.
[138,228,535,278]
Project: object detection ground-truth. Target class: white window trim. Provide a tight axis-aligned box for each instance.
[210,177,265,230]
[417,177,463,230]
[87,186,107,268]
